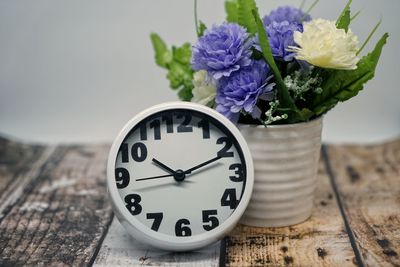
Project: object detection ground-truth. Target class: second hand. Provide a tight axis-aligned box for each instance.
[136,173,174,181]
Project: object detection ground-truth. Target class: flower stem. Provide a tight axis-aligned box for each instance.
[194,0,200,37]
[301,0,319,21]
[299,0,306,10]
[357,19,381,56]
[350,10,361,22]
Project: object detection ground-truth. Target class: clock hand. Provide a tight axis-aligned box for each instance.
[141,158,186,183]
[139,157,222,182]
[136,173,174,182]
[184,155,222,175]
[152,158,177,175]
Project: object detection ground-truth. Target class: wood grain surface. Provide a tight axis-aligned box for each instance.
[0,137,50,220]
[94,219,220,267]
[0,139,113,266]
[221,159,356,267]
[325,140,400,267]
[0,136,399,267]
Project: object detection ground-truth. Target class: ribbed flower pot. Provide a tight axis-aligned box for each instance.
[239,117,323,227]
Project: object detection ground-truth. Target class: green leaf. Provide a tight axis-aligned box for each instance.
[225,0,239,23]
[150,35,194,100]
[166,59,194,101]
[150,33,172,69]
[312,33,388,115]
[168,43,194,100]
[178,84,194,101]
[172,43,192,65]
[336,0,352,32]
[299,108,314,120]
[252,9,303,122]
[251,10,283,94]
[167,43,193,90]
[198,21,207,37]
[238,0,257,34]
[166,62,187,89]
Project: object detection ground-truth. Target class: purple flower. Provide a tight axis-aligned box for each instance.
[263,6,311,25]
[216,60,275,122]
[262,21,304,61]
[191,23,253,80]
[254,6,311,62]
[253,21,303,62]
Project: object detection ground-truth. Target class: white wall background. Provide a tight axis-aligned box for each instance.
[0,0,399,144]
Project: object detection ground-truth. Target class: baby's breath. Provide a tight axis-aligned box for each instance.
[264,100,288,125]
[284,69,322,100]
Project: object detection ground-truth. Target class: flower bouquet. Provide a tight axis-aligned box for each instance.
[150,0,388,227]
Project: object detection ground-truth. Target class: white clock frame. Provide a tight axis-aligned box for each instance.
[107,101,254,251]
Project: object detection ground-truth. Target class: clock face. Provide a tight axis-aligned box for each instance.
[113,108,248,239]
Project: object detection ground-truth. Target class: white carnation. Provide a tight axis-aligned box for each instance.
[289,19,360,70]
[191,70,216,106]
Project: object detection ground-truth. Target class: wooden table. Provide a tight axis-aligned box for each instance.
[0,136,399,267]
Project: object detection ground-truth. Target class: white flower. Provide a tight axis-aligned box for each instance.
[191,70,216,106]
[289,19,360,70]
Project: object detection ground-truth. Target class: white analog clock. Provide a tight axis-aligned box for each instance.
[107,102,254,251]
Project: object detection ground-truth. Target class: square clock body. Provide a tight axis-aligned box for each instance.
[107,102,254,251]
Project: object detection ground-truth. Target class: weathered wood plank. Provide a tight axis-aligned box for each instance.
[326,139,400,267]
[1,135,399,267]
[222,158,356,267]
[94,219,220,267]
[0,137,45,187]
[0,137,53,220]
[0,143,113,266]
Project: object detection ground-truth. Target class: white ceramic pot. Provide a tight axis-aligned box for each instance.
[239,117,323,227]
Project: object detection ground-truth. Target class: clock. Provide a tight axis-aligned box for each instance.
[107,102,254,251]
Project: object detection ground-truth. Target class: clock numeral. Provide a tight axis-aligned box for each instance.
[175,219,192,236]
[147,212,163,231]
[125,194,142,215]
[149,119,161,140]
[119,143,147,162]
[140,124,147,141]
[162,114,174,133]
[202,210,219,231]
[221,189,239,209]
[198,119,210,139]
[115,167,130,188]
[120,143,129,163]
[229,164,243,182]
[131,142,147,162]
[177,114,193,133]
[217,137,234,157]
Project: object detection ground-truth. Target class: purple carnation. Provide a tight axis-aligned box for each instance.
[216,60,274,122]
[259,21,304,62]
[263,6,311,25]
[191,23,253,80]
[254,6,311,62]
[253,21,303,62]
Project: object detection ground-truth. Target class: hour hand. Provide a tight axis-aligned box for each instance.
[152,158,177,175]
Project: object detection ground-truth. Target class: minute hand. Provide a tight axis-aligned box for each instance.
[184,155,222,175]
